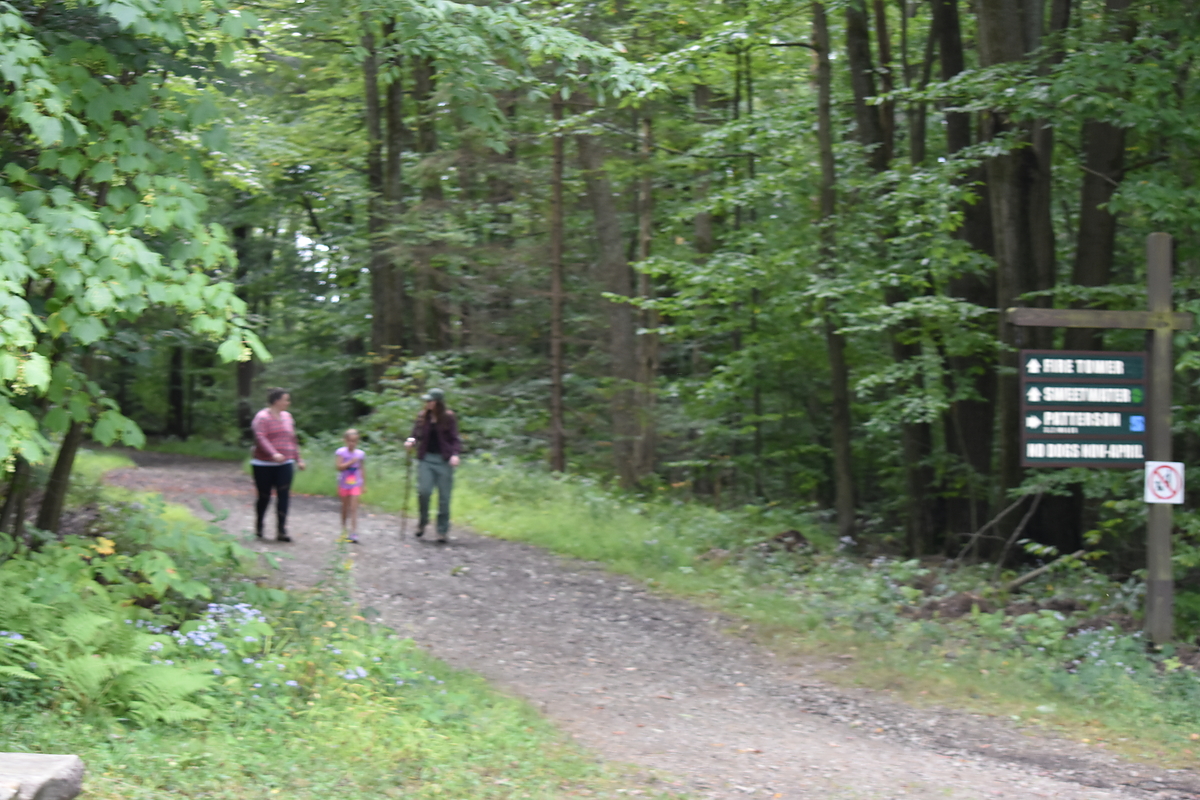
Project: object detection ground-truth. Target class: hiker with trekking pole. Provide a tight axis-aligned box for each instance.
[404,388,461,543]
[400,445,413,539]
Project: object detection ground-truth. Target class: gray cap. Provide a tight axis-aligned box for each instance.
[421,388,445,402]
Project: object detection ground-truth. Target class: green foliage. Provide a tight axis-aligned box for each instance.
[1,457,669,798]
[143,438,248,462]
[0,455,280,720]
[295,456,1200,755]
[0,589,666,799]
[0,0,269,463]
[2,584,665,798]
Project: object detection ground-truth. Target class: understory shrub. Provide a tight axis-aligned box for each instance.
[1,456,658,798]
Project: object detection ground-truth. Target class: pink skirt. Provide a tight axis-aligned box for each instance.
[338,486,362,497]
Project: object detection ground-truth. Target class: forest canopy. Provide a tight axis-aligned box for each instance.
[4,0,1200,570]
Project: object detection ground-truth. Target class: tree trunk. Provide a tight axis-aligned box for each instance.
[413,57,440,201]
[488,92,518,243]
[1026,0,1073,351]
[0,456,29,535]
[844,0,887,171]
[692,85,716,256]
[36,419,85,534]
[1064,0,1134,352]
[871,0,895,161]
[167,344,185,438]
[577,133,640,488]
[382,24,409,359]
[976,0,1056,515]
[635,116,658,478]
[933,0,996,541]
[231,224,257,440]
[846,0,933,549]
[363,20,392,381]
[814,1,856,538]
[901,2,937,165]
[235,358,254,441]
[549,98,567,473]
[412,55,447,353]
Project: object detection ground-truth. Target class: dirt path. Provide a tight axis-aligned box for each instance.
[107,453,1200,800]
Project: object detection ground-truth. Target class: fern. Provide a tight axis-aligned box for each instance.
[0,495,275,723]
[57,611,116,652]
[0,665,39,681]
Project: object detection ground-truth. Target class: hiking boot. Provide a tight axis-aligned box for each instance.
[277,532,293,543]
[415,527,426,539]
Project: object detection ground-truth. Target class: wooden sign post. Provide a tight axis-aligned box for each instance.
[1008,233,1193,643]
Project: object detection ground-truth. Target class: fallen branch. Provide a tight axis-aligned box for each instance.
[954,494,1031,563]
[1005,550,1086,593]
[992,492,1044,582]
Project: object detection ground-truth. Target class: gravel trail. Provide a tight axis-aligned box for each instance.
[106,452,1200,800]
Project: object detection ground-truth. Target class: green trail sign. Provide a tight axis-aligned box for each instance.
[1024,410,1144,436]
[1019,349,1147,467]
[1008,233,1194,644]
[1023,352,1145,379]
[1023,382,1144,407]
[1023,439,1145,465]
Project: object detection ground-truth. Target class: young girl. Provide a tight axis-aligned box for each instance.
[335,429,366,543]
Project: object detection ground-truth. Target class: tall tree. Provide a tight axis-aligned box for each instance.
[1064,0,1135,352]
[634,117,659,477]
[933,0,997,539]
[975,0,1060,506]
[363,20,394,379]
[814,1,856,539]
[549,98,567,473]
[577,133,641,488]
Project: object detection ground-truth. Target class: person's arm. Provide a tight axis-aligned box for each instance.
[446,413,462,466]
[405,417,421,449]
[252,413,284,462]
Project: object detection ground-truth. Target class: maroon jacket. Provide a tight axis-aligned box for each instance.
[409,410,461,460]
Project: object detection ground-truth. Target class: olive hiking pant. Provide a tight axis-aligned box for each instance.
[417,453,453,537]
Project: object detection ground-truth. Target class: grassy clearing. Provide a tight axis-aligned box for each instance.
[144,438,249,461]
[1,451,677,800]
[292,452,1200,768]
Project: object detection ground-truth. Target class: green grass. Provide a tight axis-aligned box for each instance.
[2,452,679,800]
[293,455,1200,769]
[72,450,215,529]
[71,450,136,482]
[144,438,249,461]
[1,587,670,800]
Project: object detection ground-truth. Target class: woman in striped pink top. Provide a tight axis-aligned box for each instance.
[251,388,306,541]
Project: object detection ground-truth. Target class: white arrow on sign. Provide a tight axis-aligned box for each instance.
[1026,387,1042,403]
[1026,358,1041,374]
[1025,415,1041,429]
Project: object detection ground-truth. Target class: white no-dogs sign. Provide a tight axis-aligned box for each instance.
[1144,461,1185,504]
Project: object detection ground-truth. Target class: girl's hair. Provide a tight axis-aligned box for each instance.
[421,399,448,426]
[343,428,359,440]
[267,387,289,405]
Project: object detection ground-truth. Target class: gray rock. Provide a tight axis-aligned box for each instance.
[0,754,84,800]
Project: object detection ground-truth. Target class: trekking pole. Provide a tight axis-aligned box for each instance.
[400,448,413,538]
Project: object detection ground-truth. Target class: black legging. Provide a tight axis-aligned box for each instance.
[253,463,294,535]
